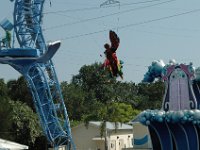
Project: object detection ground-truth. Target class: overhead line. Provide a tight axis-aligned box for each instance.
[59,8,200,40]
[44,0,176,31]
[120,8,200,29]
[44,0,169,14]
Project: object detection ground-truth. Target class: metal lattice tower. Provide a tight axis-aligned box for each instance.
[0,0,76,149]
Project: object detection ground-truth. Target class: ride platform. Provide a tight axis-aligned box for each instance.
[0,48,40,57]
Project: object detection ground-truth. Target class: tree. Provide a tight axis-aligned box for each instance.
[9,100,42,147]
[137,81,164,109]
[109,103,140,123]
[61,81,86,121]
[7,76,33,109]
[68,63,142,123]
[71,62,117,116]
[0,79,13,139]
[0,99,43,149]
[0,78,8,97]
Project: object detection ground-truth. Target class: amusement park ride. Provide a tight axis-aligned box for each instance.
[0,0,75,149]
[3,0,200,150]
[134,60,200,150]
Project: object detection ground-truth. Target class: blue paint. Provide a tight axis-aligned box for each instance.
[134,135,148,145]
[0,0,76,149]
[0,48,40,57]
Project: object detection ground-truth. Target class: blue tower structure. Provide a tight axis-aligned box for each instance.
[133,60,200,150]
[0,0,75,149]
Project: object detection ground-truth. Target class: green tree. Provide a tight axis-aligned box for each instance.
[137,81,164,109]
[5,77,48,149]
[61,81,85,121]
[71,62,117,117]
[0,79,13,139]
[9,100,42,147]
[109,103,140,123]
[68,62,142,123]
[0,78,42,148]
[70,63,143,150]
[7,76,33,109]
[0,78,8,96]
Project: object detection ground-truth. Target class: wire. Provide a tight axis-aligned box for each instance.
[130,28,199,38]
[43,0,170,14]
[120,8,200,29]
[58,8,200,41]
[44,0,176,31]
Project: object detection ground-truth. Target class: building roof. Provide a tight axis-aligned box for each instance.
[0,138,28,149]
[90,121,133,130]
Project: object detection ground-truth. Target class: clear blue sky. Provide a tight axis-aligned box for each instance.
[1,0,200,83]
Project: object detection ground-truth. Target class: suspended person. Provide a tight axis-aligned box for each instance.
[102,30,123,79]
[2,30,11,48]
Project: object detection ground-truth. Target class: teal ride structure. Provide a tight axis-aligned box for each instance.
[133,59,200,150]
[0,0,75,149]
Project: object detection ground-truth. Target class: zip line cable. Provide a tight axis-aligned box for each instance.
[44,0,176,31]
[58,8,200,41]
[120,8,200,30]
[43,0,170,14]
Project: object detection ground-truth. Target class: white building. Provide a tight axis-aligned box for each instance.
[0,138,28,150]
[72,121,133,150]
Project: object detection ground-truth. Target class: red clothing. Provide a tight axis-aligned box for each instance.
[101,30,123,79]
[103,50,118,67]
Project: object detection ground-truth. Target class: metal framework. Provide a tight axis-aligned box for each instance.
[100,0,120,7]
[0,0,76,149]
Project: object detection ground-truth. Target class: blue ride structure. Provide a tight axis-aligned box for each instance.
[0,0,76,149]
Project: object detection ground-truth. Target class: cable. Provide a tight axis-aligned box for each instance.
[57,8,200,41]
[43,0,170,14]
[44,0,176,31]
[120,8,200,29]
[130,28,199,38]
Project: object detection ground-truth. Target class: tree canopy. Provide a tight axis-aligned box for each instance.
[0,62,164,149]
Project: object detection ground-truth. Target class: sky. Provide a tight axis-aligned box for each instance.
[1,0,200,83]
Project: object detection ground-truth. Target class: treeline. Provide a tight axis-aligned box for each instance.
[0,62,164,149]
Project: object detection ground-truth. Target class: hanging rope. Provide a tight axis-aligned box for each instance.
[117,3,120,32]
